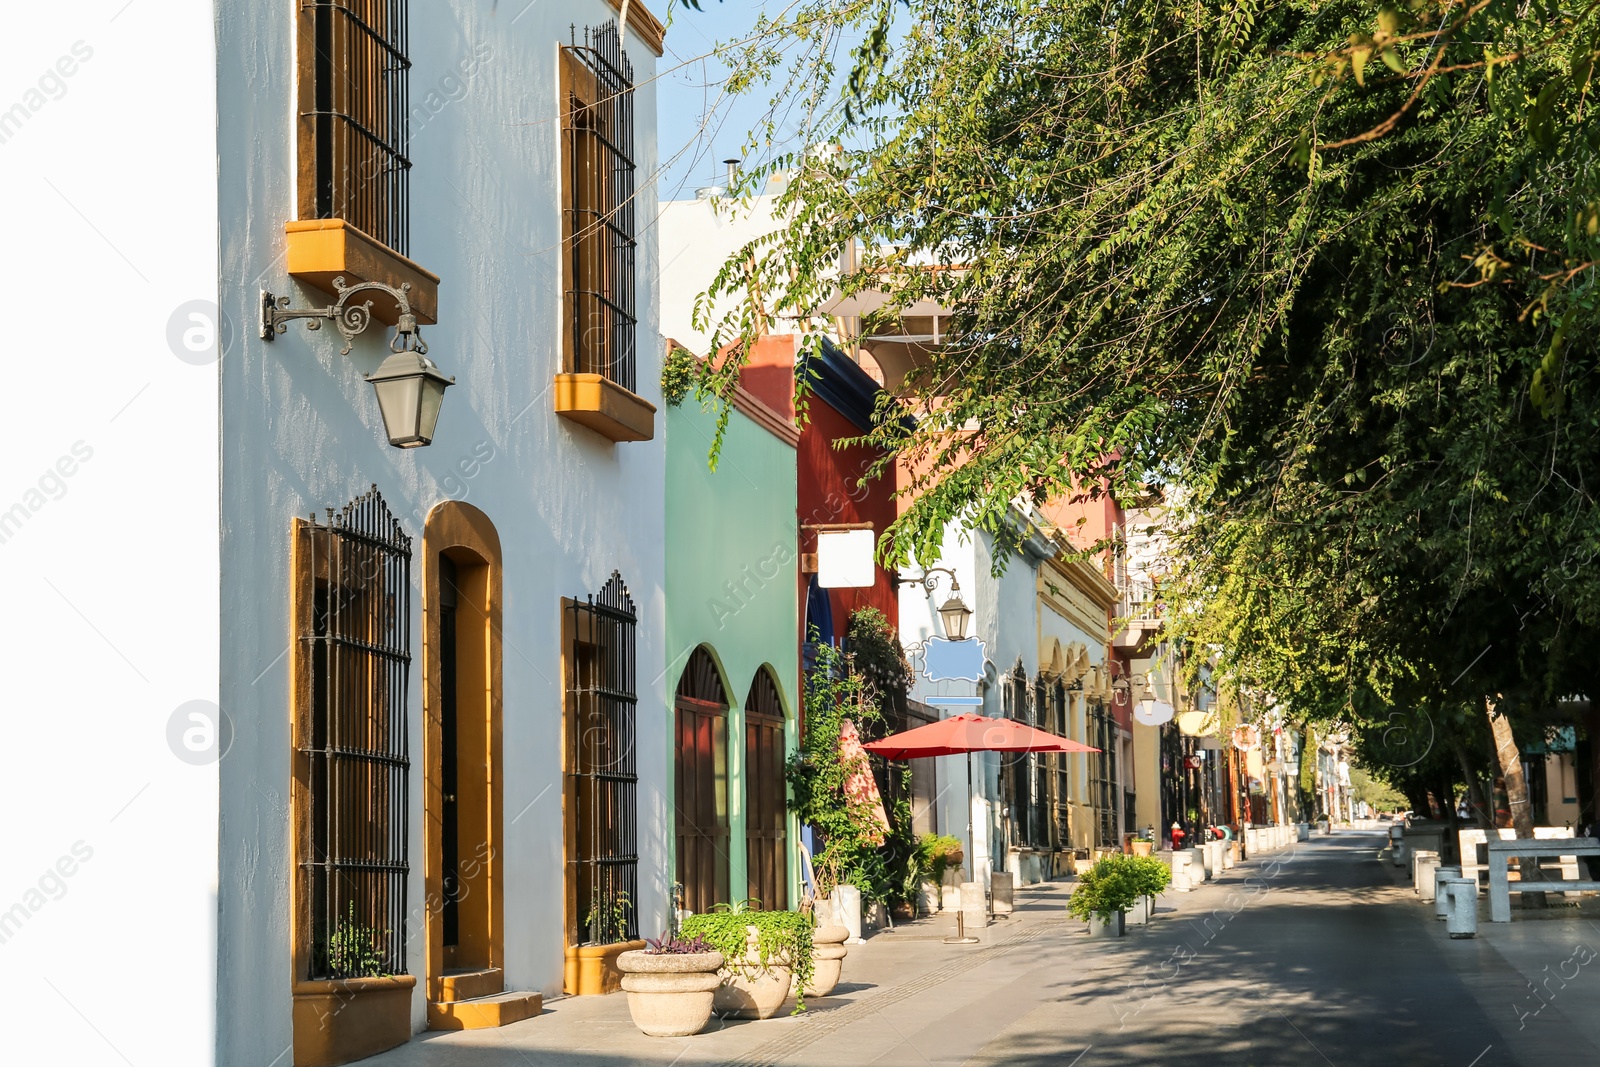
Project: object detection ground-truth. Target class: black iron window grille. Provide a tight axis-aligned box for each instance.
[563,23,637,392]
[1089,701,1118,848]
[1001,665,1042,849]
[1031,679,1050,850]
[1051,683,1071,848]
[301,0,412,255]
[567,572,639,946]
[300,485,412,979]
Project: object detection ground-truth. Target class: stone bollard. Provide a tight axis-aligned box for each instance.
[1190,847,1208,882]
[838,884,865,943]
[958,881,988,936]
[1391,838,1407,867]
[1410,849,1438,889]
[1443,878,1478,939]
[1433,866,1461,920]
[1171,851,1191,892]
[1223,841,1237,869]
[1297,822,1310,842]
[1201,842,1217,878]
[1244,828,1259,855]
[1415,853,1440,902]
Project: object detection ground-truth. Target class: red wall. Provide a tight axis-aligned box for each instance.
[797,399,899,629]
[739,334,898,635]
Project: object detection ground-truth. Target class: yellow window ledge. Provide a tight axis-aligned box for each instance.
[285,219,440,326]
[553,373,656,442]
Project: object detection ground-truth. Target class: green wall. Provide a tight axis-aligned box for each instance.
[665,396,800,911]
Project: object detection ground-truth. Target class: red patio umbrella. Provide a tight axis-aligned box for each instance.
[863,713,1101,760]
[864,713,1099,939]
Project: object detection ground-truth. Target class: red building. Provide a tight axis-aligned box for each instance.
[738,334,899,649]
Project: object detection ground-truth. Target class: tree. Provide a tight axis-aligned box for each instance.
[685,0,1600,821]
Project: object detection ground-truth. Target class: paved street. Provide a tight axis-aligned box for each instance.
[368,830,1600,1067]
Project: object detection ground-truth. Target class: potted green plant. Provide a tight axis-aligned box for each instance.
[1123,854,1173,925]
[1065,856,1142,937]
[617,932,723,1037]
[916,833,965,910]
[681,906,817,1018]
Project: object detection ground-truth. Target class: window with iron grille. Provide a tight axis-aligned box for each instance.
[566,572,639,946]
[1001,665,1038,849]
[297,0,412,255]
[1031,679,1051,849]
[295,485,412,980]
[1089,700,1119,848]
[1051,683,1071,848]
[562,23,637,392]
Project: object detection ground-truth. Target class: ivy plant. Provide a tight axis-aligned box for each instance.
[680,907,817,1010]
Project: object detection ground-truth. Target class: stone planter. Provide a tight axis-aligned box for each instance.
[809,925,849,997]
[1131,840,1154,857]
[712,927,794,1019]
[617,950,724,1037]
[1087,910,1125,938]
[1126,896,1150,926]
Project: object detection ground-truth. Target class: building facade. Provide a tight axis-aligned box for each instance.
[664,373,802,918]
[10,3,677,1065]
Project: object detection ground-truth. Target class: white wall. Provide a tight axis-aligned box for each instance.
[215,1,664,1058]
[0,5,219,1066]
[658,185,789,355]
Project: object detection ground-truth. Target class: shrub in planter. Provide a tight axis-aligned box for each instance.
[1123,854,1173,922]
[617,933,723,1037]
[915,833,965,909]
[681,908,816,1017]
[1065,855,1143,930]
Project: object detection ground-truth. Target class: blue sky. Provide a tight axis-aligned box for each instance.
[653,1,787,201]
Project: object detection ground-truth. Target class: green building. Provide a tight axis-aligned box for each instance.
[665,376,801,917]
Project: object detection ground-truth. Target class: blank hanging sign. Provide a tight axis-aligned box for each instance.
[816,528,875,588]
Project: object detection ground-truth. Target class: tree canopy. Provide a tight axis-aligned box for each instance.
[690,0,1600,766]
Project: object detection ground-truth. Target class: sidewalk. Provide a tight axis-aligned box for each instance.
[361,832,1600,1066]
[365,896,1074,1067]
[361,839,1299,1067]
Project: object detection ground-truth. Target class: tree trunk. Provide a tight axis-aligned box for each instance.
[1450,737,1491,830]
[1487,696,1545,905]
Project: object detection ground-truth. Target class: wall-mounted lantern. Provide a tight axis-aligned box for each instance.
[898,566,973,641]
[261,278,455,448]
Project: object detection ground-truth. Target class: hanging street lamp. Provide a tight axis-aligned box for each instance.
[262,278,456,448]
[937,589,973,641]
[898,566,973,641]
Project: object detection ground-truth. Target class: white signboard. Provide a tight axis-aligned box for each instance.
[1135,700,1175,727]
[817,528,875,588]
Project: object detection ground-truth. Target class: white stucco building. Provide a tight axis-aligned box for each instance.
[4,3,672,1064]
[898,509,1119,891]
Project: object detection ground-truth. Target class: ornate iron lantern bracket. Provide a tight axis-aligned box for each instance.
[260,278,427,357]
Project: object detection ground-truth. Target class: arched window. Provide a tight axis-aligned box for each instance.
[565,572,639,948]
[744,668,788,910]
[675,647,729,915]
[293,486,412,981]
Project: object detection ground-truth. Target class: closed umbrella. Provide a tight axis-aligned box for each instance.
[839,719,891,845]
[864,713,1099,939]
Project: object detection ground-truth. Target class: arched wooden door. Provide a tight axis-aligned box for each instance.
[744,668,788,910]
[675,647,730,915]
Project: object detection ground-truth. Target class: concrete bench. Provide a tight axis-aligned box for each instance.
[1461,826,1575,884]
[1486,838,1600,923]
